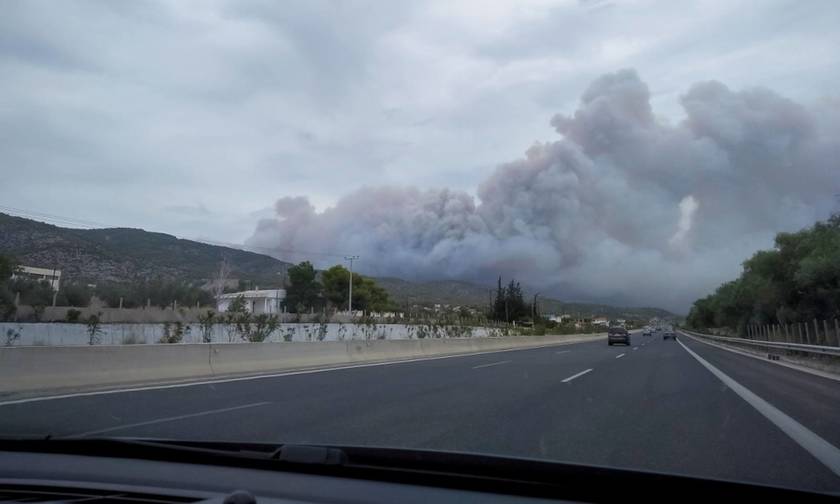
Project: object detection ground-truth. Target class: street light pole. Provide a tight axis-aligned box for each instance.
[277,264,287,314]
[344,255,359,314]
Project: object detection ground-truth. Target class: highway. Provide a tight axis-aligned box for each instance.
[2,332,840,492]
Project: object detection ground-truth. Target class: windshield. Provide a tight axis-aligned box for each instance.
[2,0,840,495]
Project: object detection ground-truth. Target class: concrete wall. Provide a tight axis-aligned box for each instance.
[0,333,605,394]
[0,322,515,346]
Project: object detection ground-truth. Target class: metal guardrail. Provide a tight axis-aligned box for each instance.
[679,329,840,357]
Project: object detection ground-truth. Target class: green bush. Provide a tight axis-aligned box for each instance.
[65,309,82,323]
[159,321,187,344]
[86,314,103,345]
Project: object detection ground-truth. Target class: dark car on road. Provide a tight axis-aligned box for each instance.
[607,327,630,346]
[663,331,677,340]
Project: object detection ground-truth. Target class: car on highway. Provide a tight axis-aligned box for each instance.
[642,326,653,336]
[607,326,631,346]
[663,331,677,340]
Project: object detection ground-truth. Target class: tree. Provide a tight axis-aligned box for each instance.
[321,264,392,312]
[211,257,231,305]
[322,265,351,308]
[0,255,18,321]
[505,279,528,321]
[491,276,528,322]
[352,277,392,312]
[0,255,15,281]
[285,261,322,312]
[227,294,247,313]
[8,278,53,308]
[686,213,840,332]
[492,276,506,321]
[96,278,213,309]
[60,283,93,307]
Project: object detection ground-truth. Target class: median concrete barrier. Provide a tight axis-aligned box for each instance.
[0,333,605,395]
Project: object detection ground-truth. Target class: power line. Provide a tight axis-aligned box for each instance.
[0,204,111,229]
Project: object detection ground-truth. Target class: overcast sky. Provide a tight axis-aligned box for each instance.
[2,0,839,311]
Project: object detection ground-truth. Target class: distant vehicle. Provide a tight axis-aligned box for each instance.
[663,331,677,340]
[642,326,652,336]
[608,326,630,346]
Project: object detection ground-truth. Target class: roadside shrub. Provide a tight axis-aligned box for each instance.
[65,309,82,323]
[246,314,279,342]
[4,327,21,346]
[86,313,103,345]
[197,310,216,343]
[159,321,186,344]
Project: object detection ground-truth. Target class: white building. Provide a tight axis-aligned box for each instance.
[11,266,61,291]
[217,289,286,315]
[592,316,609,327]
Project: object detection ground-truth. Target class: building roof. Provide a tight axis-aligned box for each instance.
[219,289,285,299]
[16,265,61,276]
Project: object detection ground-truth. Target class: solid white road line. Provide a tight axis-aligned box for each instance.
[615,353,625,359]
[679,331,840,383]
[555,350,571,354]
[472,360,511,369]
[677,339,840,478]
[0,338,603,407]
[562,368,593,383]
[66,401,271,438]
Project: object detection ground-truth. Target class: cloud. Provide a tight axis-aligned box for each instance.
[1,0,838,310]
[248,70,840,312]
[669,195,698,250]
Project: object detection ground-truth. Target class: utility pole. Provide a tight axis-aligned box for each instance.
[344,255,359,314]
[532,293,539,322]
[278,264,287,314]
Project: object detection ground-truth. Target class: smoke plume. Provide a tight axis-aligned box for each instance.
[247,70,840,312]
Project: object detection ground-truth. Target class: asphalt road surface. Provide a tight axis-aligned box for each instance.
[2,332,840,492]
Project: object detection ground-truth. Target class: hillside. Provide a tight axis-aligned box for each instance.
[0,212,291,286]
[0,212,674,319]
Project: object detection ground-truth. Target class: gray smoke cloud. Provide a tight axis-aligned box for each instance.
[247,70,840,312]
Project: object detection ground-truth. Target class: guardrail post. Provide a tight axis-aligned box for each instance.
[814,319,821,346]
[823,320,831,347]
[804,322,810,344]
[835,319,840,347]
[784,323,790,343]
